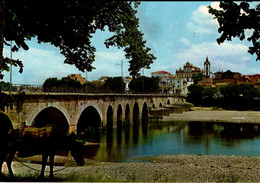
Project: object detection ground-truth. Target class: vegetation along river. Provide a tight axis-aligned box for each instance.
[82,120,260,162]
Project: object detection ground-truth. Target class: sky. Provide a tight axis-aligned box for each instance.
[2,1,260,85]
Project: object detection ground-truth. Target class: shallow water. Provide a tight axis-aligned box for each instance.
[83,121,260,162]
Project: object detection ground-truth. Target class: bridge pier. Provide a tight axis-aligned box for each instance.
[1,93,186,134]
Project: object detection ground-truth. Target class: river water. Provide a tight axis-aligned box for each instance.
[83,121,260,162]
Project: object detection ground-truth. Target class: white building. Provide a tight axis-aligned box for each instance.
[151,71,188,96]
[151,71,171,78]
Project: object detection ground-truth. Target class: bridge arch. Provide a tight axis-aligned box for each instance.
[159,103,163,108]
[77,106,101,135]
[76,101,103,124]
[26,103,70,128]
[32,106,69,133]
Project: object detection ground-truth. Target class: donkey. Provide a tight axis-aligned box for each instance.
[0,125,85,178]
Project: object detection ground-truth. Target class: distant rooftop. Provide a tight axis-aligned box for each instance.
[152,71,170,74]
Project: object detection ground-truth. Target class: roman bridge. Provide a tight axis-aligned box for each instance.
[1,92,186,134]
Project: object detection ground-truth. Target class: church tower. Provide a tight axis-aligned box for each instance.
[204,56,210,78]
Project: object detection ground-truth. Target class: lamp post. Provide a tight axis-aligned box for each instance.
[9,41,12,96]
[116,60,124,93]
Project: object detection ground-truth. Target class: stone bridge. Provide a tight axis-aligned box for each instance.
[0,93,186,134]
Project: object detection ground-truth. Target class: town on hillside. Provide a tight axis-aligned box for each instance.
[151,57,260,96]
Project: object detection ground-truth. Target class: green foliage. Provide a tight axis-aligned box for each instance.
[219,84,259,110]
[192,73,204,84]
[187,83,260,110]
[208,1,260,60]
[203,87,218,106]
[129,76,159,93]
[103,77,125,93]
[85,82,103,93]
[0,1,157,110]
[0,81,11,91]
[187,84,205,106]
[1,1,155,78]
[42,77,84,92]
[0,58,23,79]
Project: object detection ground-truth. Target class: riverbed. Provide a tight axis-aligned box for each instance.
[3,109,260,182]
[3,155,260,182]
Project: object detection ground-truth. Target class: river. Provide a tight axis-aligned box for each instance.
[82,121,260,162]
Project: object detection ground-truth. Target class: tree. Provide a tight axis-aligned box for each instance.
[129,76,159,93]
[203,87,218,106]
[103,77,125,93]
[0,1,156,79]
[42,77,84,93]
[219,84,259,110]
[186,84,204,106]
[208,1,260,60]
[192,73,203,84]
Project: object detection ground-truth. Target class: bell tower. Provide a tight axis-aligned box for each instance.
[204,56,210,78]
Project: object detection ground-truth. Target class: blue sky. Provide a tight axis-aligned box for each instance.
[2,1,259,85]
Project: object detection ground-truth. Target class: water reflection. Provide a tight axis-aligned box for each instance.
[83,121,260,162]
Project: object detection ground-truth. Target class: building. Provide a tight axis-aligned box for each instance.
[245,74,260,83]
[199,57,213,87]
[151,71,188,95]
[98,76,109,84]
[63,74,86,84]
[213,70,242,85]
[244,74,260,86]
[151,71,171,78]
[199,77,213,87]
[151,71,171,85]
[176,62,203,82]
[213,71,223,84]
[204,56,211,78]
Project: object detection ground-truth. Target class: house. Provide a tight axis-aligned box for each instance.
[176,62,203,82]
[151,71,188,95]
[199,77,213,87]
[63,74,86,84]
[213,70,242,85]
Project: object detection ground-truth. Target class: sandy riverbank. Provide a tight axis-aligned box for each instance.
[162,107,260,123]
[2,154,260,182]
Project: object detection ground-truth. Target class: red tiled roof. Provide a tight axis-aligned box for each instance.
[152,71,170,74]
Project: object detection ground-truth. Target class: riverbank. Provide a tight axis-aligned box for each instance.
[162,107,260,123]
[3,109,260,182]
[2,154,260,182]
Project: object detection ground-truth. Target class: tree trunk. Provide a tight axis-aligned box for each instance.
[0,0,5,68]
